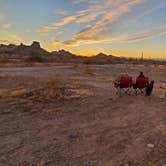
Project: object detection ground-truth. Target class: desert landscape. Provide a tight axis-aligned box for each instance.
[0,62,165,166]
[0,0,166,165]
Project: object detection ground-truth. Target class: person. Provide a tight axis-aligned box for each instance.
[134,71,148,93]
[138,71,145,78]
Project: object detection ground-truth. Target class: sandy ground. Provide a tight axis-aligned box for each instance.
[0,63,165,166]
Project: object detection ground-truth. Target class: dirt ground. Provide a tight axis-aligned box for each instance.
[0,63,165,166]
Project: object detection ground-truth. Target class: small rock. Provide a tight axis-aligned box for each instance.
[147,143,154,148]
[69,132,79,139]
[0,156,6,161]
[85,161,93,166]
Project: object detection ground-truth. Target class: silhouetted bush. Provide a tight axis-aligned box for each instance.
[28,54,44,62]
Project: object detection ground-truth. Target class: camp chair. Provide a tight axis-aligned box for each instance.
[133,77,149,94]
[113,76,133,95]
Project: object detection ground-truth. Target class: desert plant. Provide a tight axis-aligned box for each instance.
[46,79,66,89]
[28,54,44,62]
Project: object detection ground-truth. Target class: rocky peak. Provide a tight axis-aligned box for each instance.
[96,53,107,57]
[20,43,24,46]
[31,41,41,48]
[58,50,74,57]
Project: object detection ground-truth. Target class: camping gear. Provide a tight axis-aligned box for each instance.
[146,80,154,96]
[113,75,133,95]
[113,75,151,95]
[134,77,149,94]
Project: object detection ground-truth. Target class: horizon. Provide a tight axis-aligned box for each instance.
[0,0,166,59]
[1,40,166,61]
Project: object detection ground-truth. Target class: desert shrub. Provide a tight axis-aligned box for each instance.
[46,79,66,89]
[0,90,4,98]
[28,54,44,62]
[15,79,70,102]
[10,89,27,97]
[84,60,92,64]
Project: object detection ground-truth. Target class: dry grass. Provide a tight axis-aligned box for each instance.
[11,79,90,101]
[0,90,4,98]
[16,79,70,102]
[10,89,27,97]
[0,78,93,102]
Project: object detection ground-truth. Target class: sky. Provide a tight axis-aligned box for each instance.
[0,0,166,58]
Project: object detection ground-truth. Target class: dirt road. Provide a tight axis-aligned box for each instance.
[0,64,165,166]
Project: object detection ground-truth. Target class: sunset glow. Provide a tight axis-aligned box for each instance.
[0,0,166,58]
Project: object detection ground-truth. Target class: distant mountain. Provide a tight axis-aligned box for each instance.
[95,53,108,58]
[0,41,122,64]
[81,52,121,64]
[50,49,82,63]
[0,41,49,56]
[51,49,76,58]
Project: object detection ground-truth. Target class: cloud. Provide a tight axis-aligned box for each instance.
[0,39,9,43]
[2,22,13,29]
[0,33,23,45]
[49,39,61,47]
[121,26,166,42]
[39,16,77,33]
[49,39,79,47]
[40,0,166,46]
[71,0,86,4]
[74,0,146,42]
[53,9,68,16]
[64,0,166,45]
[40,0,143,35]
[54,31,64,38]
[39,1,108,34]
[62,40,79,46]
[76,13,98,23]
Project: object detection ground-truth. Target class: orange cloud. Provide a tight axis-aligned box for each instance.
[0,33,23,44]
[39,16,77,33]
[42,0,166,50]
[76,13,98,23]
[39,1,108,34]
[62,40,79,46]
[64,0,165,45]
[74,0,145,42]
[49,39,61,47]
